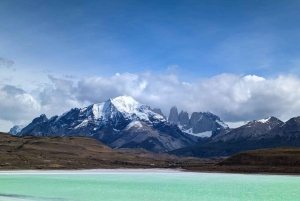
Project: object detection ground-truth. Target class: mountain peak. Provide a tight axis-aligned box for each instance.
[110,95,142,115]
[250,116,282,125]
[256,117,272,123]
[110,95,137,102]
[79,95,166,127]
[15,95,190,153]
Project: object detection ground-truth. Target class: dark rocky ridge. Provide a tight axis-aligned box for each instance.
[259,116,300,140]
[167,106,228,136]
[170,116,300,158]
[212,116,284,142]
[189,112,224,133]
[18,114,48,136]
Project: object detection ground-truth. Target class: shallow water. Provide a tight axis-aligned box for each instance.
[0,169,299,201]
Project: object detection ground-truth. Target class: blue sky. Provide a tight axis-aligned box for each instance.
[1,0,300,80]
[1,0,300,131]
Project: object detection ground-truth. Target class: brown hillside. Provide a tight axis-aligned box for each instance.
[218,147,300,173]
[2,132,300,174]
[0,132,209,170]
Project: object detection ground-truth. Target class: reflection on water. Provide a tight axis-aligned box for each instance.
[0,193,69,201]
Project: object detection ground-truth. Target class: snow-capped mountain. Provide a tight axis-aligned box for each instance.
[17,96,197,153]
[171,116,300,158]
[258,116,300,140]
[168,106,228,138]
[212,116,283,142]
[8,124,27,135]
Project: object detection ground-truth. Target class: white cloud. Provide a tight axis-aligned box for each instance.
[1,72,300,131]
[0,119,14,133]
[0,84,41,123]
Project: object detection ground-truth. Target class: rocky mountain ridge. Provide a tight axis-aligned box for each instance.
[171,115,300,157]
[212,116,284,142]
[11,95,300,158]
[16,96,198,153]
[167,106,228,138]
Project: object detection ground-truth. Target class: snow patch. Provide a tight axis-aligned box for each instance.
[110,95,165,122]
[54,111,68,123]
[125,121,143,130]
[183,129,213,138]
[197,115,203,122]
[216,120,229,129]
[8,124,26,135]
[111,96,141,114]
[257,117,271,123]
[91,102,110,119]
[74,120,89,129]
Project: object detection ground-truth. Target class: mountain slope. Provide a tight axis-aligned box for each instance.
[170,116,300,158]
[8,124,26,135]
[258,116,300,140]
[18,96,196,153]
[0,132,202,169]
[152,108,166,119]
[217,147,300,174]
[186,112,228,137]
[212,117,284,142]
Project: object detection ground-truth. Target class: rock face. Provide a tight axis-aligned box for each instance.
[18,96,196,153]
[178,111,189,129]
[168,106,179,124]
[259,116,300,141]
[152,108,166,119]
[167,107,228,138]
[18,114,48,136]
[170,116,300,158]
[189,112,227,134]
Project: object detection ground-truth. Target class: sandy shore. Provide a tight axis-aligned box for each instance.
[1,169,300,177]
[0,168,187,175]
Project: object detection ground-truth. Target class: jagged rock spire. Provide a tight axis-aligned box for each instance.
[168,106,179,124]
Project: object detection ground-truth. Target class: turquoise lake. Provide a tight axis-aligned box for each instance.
[0,169,299,201]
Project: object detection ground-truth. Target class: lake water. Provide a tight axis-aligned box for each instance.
[0,169,299,201]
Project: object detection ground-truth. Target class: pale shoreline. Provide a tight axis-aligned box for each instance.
[0,169,299,177]
[0,168,184,175]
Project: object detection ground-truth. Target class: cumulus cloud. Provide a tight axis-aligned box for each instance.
[38,75,85,117]
[75,73,300,123]
[0,85,40,123]
[1,72,300,131]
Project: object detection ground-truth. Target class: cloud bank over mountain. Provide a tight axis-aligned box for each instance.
[1,72,300,131]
